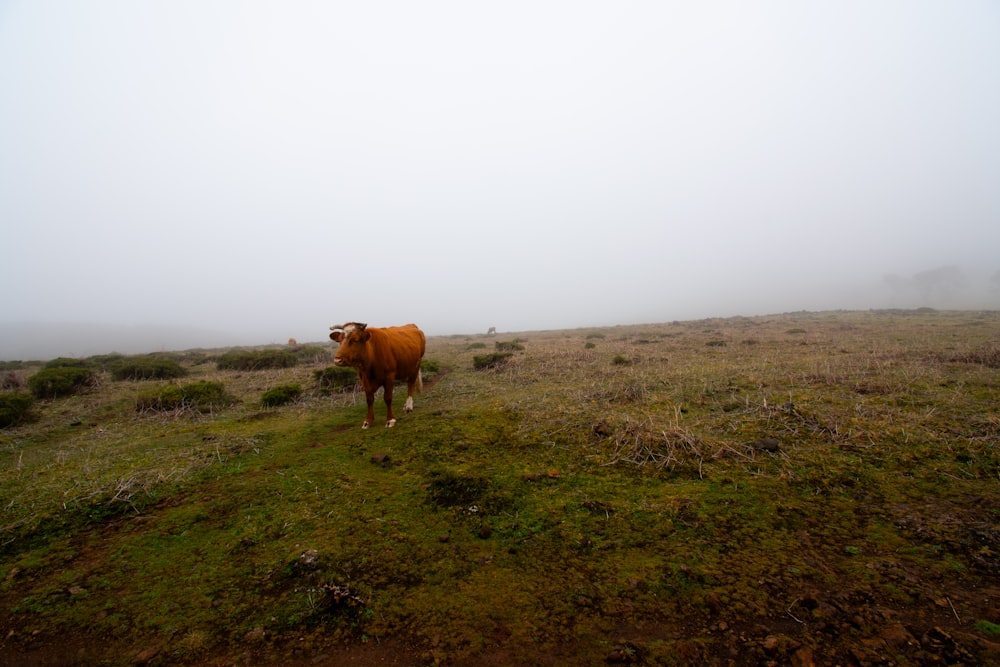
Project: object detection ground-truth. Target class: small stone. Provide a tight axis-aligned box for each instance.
[791,647,816,667]
[591,420,613,438]
[605,643,640,663]
[752,437,781,452]
[133,647,159,664]
[880,622,916,650]
[298,549,320,567]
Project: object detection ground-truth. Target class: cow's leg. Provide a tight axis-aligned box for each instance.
[383,382,396,427]
[363,390,376,429]
[405,378,417,413]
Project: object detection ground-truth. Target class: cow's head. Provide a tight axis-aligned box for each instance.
[329,322,369,368]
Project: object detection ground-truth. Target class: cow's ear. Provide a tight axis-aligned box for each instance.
[330,331,343,343]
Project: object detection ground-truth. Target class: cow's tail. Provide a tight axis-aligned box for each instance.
[416,369,423,394]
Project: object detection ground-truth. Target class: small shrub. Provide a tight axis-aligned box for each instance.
[44,357,90,369]
[217,349,297,371]
[28,366,95,399]
[706,340,727,347]
[261,384,302,407]
[0,361,31,371]
[136,381,236,413]
[110,357,187,381]
[86,353,127,370]
[612,355,632,366]
[313,366,358,391]
[495,341,524,352]
[421,359,441,376]
[473,352,513,370]
[291,345,330,364]
[466,342,487,350]
[786,328,807,335]
[584,341,597,349]
[0,392,34,428]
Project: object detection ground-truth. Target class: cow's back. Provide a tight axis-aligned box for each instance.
[370,324,425,379]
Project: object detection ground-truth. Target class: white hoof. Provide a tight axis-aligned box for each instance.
[362,422,371,429]
[386,419,397,428]
[404,397,414,413]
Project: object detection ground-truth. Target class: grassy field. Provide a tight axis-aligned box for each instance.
[2,310,999,666]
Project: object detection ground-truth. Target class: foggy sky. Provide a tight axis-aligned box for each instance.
[2,1,999,359]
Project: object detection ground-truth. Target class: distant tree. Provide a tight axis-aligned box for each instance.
[912,265,966,301]
[883,265,967,306]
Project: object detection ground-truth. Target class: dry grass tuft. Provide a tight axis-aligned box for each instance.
[598,415,707,472]
[951,344,1000,368]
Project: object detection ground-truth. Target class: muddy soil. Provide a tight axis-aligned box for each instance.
[4,574,1000,666]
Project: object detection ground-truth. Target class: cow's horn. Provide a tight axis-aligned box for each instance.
[329,323,345,331]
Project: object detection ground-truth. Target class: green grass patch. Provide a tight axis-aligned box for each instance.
[976,620,1000,636]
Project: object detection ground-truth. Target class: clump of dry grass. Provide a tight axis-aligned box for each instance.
[951,344,1000,368]
[2,371,24,390]
[583,378,650,403]
[594,415,707,473]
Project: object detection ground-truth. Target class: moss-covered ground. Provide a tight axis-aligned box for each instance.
[1,310,998,665]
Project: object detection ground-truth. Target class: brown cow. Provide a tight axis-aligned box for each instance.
[329,322,426,429]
